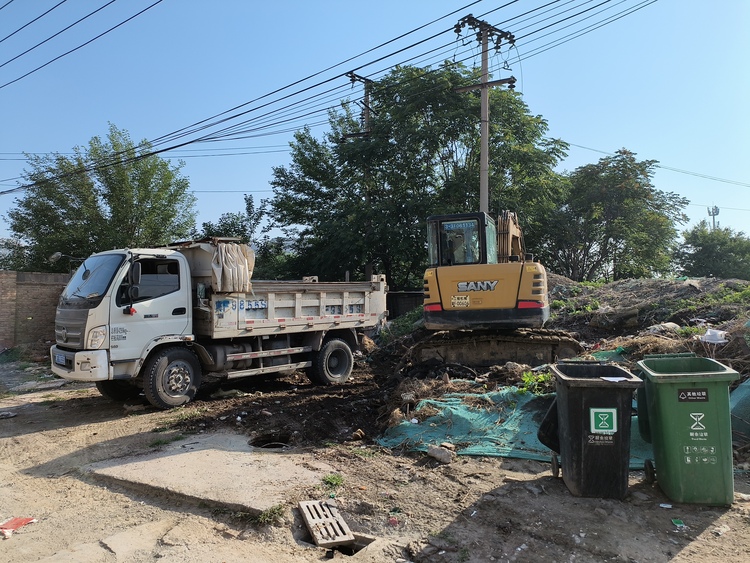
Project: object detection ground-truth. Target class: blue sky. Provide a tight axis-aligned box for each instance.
[1,0,748,242]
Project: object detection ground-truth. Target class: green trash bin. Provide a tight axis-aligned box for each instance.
[551,361,642,499]
[637,354,739,506]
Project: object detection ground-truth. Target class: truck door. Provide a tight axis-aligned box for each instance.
[109,256,190,362]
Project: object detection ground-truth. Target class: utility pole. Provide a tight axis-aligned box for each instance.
[342,72,373,140]
[707,205,720,230]
[343,72,375,278]
[454,15,515,214]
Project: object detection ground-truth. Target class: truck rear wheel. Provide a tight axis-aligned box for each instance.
[143,347,201,409]
[95,380,141,402]
[308,338,353,385]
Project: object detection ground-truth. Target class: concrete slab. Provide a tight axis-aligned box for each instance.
[83,433,334,514]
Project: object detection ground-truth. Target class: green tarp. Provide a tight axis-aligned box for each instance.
[377,385,653,470]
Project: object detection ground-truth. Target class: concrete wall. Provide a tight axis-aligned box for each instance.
[0,271,69,349]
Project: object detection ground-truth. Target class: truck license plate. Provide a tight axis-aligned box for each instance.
[54,354,66,366]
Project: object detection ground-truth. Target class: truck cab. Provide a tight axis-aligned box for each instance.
[51,249,195,399]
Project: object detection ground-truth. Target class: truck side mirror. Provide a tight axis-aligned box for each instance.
[130,261,142,285]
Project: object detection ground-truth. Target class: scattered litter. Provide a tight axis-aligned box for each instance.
[410,418,418,424]
[1,517,37,538]
[699,329,728,344]
[671,518,685,528]
[659,503,673,509]
[645,322,680,335]
[735,493,750,502]
[260,410,273,417]
[298,500,355,548]
[712,524,731,536]
[351,428,365,440]
[209,388,246,399]
[427,444,454,464]
[0,412,18,419]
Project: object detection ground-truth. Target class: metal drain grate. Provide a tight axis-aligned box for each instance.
[298,500,355,548]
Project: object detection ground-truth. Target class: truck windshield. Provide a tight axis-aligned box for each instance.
[60,253,126,304]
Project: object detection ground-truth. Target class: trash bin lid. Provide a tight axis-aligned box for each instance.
[637,356,739,384]
[551,362,642,388]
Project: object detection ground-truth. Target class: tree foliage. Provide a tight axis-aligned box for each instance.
[200,194,265,245]
[539,150,689,281]
[1,124,196,272]
[268,62,568,288]
[677,221,750,280]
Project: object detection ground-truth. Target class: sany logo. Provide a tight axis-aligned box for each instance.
[457,280,499,292]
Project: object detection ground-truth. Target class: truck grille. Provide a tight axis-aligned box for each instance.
[54,308,88,350]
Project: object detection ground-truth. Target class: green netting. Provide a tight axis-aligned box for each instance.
[377,385,653,470]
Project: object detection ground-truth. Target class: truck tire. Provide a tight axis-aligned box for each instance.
[308,338,354,386]
[95,380,142,402]
[143,347,202,409]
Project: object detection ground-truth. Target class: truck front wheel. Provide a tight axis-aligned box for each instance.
[308,338,354,386]
[143,347,202,409]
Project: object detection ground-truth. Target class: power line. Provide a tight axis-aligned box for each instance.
[0,0,67,45]
[0,0,164,90]
[0,1,664,194]
[0,0,119,71]
[567,143,750,188]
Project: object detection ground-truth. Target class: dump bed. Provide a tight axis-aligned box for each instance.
[172,240,388,339]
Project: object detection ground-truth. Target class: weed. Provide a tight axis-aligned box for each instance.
[148,434,185,448]
[163,406,209,426]
[253,504,285,526]
[676,326,703,338]
[458,547,470,562]
[322,473,344,489]
[379,306,423,344]
[349,447,378,459]
[519,371,554,394]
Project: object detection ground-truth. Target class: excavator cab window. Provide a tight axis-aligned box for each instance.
[427,213,497,267]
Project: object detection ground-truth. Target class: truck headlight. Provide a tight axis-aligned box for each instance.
[87,326,108,349]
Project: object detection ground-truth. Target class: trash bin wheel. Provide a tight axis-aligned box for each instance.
[644,459,655,484]
[551,454,560,478]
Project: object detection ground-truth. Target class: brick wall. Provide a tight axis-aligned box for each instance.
[0,271,70,350]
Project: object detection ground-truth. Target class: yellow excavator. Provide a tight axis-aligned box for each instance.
[419,210,580,367]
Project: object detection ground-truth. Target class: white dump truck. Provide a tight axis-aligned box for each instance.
[50,239,388,409]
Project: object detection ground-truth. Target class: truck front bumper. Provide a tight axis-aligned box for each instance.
[50,346,110,381]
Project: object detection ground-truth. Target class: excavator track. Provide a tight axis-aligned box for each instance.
[401,328,582,371]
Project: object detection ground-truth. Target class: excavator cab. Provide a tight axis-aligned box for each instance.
[423,211,550,331]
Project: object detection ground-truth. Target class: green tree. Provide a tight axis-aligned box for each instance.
[1,124,195,272]
[677,221,750,280]
[200,194,265,245]
[268,62,568,288]
[539,149,689,281]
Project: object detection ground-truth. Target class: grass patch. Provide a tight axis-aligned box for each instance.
[216,504,286,527]
[162,406,210,426]
[322,473,344,490]
[148,434,185,448]
[518,370,554,394]
[349,446,379,459]
[379,306,423,344]
[253,504,285,526]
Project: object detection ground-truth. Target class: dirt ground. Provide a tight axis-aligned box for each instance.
[2,276,750,562]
